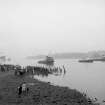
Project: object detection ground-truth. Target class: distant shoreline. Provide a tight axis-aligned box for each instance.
[27,51,105,60]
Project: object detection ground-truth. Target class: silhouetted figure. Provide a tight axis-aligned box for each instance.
[63,65,66,75]
[17,84,23,98]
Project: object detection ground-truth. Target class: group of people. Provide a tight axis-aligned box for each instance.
[0,64,15,72]
[17,82,29,97]
[0,64,66,98]
[14,65,66,77]
[0,63,66,77]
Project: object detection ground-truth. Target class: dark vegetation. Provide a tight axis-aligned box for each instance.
[0,64,65,77]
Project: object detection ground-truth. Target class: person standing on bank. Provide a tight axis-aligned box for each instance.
[17,82,29,97]
[17,83,23,98]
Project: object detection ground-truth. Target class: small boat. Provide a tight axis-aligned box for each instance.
[38,56,54,65]
[78,59,93,63]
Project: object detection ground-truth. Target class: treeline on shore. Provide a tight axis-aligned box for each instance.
[0,64,66,77]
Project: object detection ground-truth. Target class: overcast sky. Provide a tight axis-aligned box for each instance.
[0,0,105,58]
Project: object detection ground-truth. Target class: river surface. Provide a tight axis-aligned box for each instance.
[7,59,105,104]
[34,59,105,104]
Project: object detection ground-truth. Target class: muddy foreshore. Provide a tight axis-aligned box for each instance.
[0,71,99,105]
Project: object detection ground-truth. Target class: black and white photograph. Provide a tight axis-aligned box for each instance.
[0,0,105,105]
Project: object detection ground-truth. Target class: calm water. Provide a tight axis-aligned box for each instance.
[7,58,105,104]
[33,59,105,104]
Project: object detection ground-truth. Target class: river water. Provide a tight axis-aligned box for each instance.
[33,59,105,104]
[7,58,105,104]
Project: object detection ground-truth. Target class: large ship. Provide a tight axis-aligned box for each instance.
[38,56,54,65]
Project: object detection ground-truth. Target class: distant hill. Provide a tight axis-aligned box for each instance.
[27,53,86,59]
[27,51,105,60]
[52,53,87,59]
[0,55,11,62]
[27,55,45,59]
[27,50,105,60]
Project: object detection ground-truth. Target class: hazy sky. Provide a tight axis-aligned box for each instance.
[0,0,105,58]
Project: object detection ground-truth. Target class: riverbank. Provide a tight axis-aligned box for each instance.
[0,71,99,105]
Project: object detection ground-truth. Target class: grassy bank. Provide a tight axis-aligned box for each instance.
[0,71,99,105]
